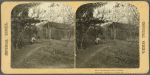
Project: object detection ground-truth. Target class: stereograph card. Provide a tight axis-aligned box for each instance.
[1,1,149,74]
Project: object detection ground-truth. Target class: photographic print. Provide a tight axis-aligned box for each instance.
[11,3,75,68]
[1,1,149,74]
[76,2,139,68]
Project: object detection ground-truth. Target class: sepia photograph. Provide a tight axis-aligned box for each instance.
[11,3,75,68]
[1,1,149,74]
[76,2,139,68]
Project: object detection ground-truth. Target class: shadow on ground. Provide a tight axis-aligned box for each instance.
[11,37,74,68]
[76,39,139,68]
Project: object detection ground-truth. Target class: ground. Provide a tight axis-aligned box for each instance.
[76,39,139,68]
[11,37,139,68]
[11,36,74,68]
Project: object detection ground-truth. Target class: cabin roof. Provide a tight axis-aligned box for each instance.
[11,18,43,24]
[109,22,139,29]
[43,22,71,29]
[107,22,139,33]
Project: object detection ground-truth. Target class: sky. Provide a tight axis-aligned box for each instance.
[93,2,139,24]
[93,2,116,18]
[27,2,138,26]
[28,3,74,26]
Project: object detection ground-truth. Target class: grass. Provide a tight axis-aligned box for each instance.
[28,41,74,68]
[106,40,139,68]
[77,39,139,68]
[11,37,75,68]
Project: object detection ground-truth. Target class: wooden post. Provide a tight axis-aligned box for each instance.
[50,28,51,41]
[81,25,83,50]
[96,27,97,38]
[114,29,116,39]
[113,24,116,40]
[48,22,51,45]
[111,28,113,39]
[94,23,96,39]
[48,22,49,38]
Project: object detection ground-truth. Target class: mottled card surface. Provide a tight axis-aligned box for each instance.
[1,1,149,74]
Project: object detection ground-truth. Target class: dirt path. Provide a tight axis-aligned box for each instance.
[11,44,44,68]
[77,46,113,68]
[76,40,139,68]
[11,39,74,68]
[25,45,44,58]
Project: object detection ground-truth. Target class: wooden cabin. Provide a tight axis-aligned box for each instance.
[41,22,72,40]
[103,22,139,40]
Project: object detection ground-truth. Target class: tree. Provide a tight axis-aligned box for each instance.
[11,3,42,49]
[61,5,75,47]
[76,2,139,49]
[76,2,107,49]
[31,3,75,46]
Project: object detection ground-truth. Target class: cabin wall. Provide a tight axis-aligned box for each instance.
[51,28,62,40]
[42,25,71,40]
[106,26,128,40]
[106,26,138,40]
[115,28,127,40]
[38,28,44,39]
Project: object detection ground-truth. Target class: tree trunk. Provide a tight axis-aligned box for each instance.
[113,24,116,39]
[49,28,51,44]
[94,24,96,39]
[48,22,51,45]
[114,29,116,39]
[65,30,72,47]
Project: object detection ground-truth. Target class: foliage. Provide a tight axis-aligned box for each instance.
[76,2,139,49]
[11,3,41,49]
